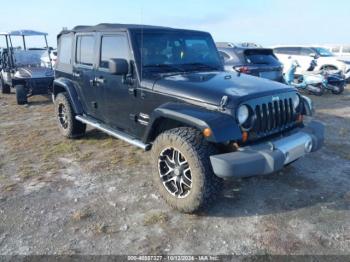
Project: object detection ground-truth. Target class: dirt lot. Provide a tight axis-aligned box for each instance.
[0,87,350,255]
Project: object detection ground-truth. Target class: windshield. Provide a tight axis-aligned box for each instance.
[12,49,47,67]
[132,31,222,75]
[314,47,334,57]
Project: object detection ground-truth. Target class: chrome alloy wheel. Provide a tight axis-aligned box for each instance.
[158,147,192,198]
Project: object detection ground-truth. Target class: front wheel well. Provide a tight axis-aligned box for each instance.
[147,117,197,143]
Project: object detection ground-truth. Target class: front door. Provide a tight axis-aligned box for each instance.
[94,33,137,133]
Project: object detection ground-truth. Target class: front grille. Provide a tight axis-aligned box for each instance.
[253,98,296,135]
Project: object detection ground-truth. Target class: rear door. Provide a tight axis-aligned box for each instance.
[73,33,104,120]
[94,32,137,132]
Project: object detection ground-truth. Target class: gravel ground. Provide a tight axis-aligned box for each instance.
[0,86,349,255]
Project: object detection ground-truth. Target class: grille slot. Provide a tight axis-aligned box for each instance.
[253,98,295,135]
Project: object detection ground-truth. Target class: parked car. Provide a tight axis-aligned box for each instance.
[325,45,350,63]
[216,42,284,82]
[0,30,54,104]
[53,24,324,213]
[272,45,350,81]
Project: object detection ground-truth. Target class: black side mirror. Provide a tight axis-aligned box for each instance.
[109,58,129,75]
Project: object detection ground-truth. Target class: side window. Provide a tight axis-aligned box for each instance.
[58,34,72,64]
[100,35,129,68]
[285,47,301,55]
[76,35,95,66]
[331,46,340,53]
[274,47,287,54]
[274,47,300,55]
[300,48,314,56]
[342,46,350,54]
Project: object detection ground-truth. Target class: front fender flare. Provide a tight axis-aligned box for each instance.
[144,103,242,143]
[53,78,83,115]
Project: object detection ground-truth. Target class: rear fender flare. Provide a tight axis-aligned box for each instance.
[53,78,83,115]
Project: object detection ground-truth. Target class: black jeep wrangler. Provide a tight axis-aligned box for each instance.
[53,24,324,213]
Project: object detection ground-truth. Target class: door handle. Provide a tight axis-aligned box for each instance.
[72,72,81,78]
[95,77,105,85]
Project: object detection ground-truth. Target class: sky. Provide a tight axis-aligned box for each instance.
[1,0,349,48]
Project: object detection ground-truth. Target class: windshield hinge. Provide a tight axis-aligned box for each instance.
[220,95,229,111]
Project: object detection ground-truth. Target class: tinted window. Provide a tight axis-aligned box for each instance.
[100,35,129,68]
[274,47,300,55]
[76,35,95,66]
[331,46,340,53]
[244,50,280,66]
[133,32,221,75]
[342,46,350,53]
[58,34,72,64]
[314,47,334,57]
[300,48,314,56]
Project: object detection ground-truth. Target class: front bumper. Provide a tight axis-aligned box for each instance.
[210,121,324,179]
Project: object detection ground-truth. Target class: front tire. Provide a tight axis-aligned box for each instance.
[55,92,86,138]
[151,127,222,213]
[15,85,28,104]
[1,77,11,94]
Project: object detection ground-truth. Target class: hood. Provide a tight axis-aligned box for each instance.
[15,67,54,79]
[152,71,296,108]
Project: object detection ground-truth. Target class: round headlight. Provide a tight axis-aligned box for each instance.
[237,105,249,125]
[292,94,300,110]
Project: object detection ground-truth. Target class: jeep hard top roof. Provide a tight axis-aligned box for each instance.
[0,30,48,36]
[58,23,209,36]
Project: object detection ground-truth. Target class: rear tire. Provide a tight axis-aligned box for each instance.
[55,92,86,138]
[151,127,222,213]
[15,85,28,104]
[1,77,11,94]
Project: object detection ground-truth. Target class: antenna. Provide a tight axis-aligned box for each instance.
[140,7,144,82]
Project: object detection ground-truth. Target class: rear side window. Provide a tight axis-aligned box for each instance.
[245,50,280,66]
[331,46,340,53]
[342,46,350,53]
[274,47,300,55]
[100,35,129,68]
[58,34,72,64]
[300,48,314,56]
[76,35,95,66]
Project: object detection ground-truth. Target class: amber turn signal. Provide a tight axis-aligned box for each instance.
[297,114,303,122]
[242,131,249,143]
[203,128,212,137]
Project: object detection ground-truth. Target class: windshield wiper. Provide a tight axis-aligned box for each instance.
[182,63,220,71]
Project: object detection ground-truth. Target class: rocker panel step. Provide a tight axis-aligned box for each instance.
[75,115,151,151]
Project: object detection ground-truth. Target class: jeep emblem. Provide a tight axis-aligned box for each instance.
[272,96,280,101]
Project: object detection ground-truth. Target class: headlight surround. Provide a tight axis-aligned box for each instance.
[237,105,250,125]
[292,93,301,110]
